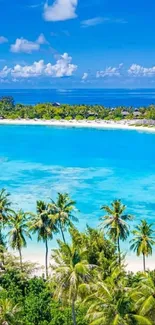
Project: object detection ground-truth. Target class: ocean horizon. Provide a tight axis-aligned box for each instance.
[1,88,155,107]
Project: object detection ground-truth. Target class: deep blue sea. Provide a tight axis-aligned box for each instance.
[1,88,155,106]
[0,123,155,265]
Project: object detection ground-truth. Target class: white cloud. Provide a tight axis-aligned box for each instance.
[96,64,123,78]
[81,17,105,28]
[36,33,49,44]
[10,34,48,54]
[0,53,77,79]
[11,38,40,53]
[128,64,155,77]
[82,72,88,80]
[43,0,78,21]
[0,66,11,78]
[81,17,127,28]
[0,36,8,44]
[28,2,43,8]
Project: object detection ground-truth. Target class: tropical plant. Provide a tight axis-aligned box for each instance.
[86,277,152,325]
[29,200,57,278]
[131,272,155,322]
[8,210,31,270]
[70,225,116,277]
[51,241,94,325]
[130,220,155,272]
[0,298,22,325]
[0,189,12,225]
[100,200,133,264]
[50,193,77,243]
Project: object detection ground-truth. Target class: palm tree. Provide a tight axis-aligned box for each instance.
[0,189,13,263]
[50,193,77,243]
[130,220,155,272]
[131,272,155,322]
[29,200,57,279]
[0,298,21,325]
[0,189,12,225]
[8,210,31,270]
[100,200,133,265]
[86,277,152,325]
[0,231,6,266]
[51,241,94,325]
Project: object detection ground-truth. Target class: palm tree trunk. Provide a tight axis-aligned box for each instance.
[0,227,5,266]
[45,238,48,279]
[143,253,146,272]
[117,237,121,265]
[71,300,77,325]
[18,246,23,271]
[59,221,66,244]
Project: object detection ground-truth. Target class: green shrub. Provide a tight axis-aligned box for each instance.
[43,115,51,120]
[53,115,61,120]
[75,115,84,120]
[65,116,72,120]
[87,116,96,120]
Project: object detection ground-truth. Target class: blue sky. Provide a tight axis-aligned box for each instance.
[0,0,155,88]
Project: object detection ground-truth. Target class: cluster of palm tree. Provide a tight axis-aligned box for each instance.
[0,189,76,279]
[0,189,155,277]
[0,188,155,324]
[51,228,155,325]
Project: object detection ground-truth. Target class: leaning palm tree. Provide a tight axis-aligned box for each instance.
[100,200,133,265]
[130,220,155,272]
[50,193,77,243]
[51,241,94,325]
[0,298,22,325]
[29,200,57,279]
[8,210,31,270]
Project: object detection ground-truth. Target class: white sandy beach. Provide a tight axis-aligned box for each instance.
[0,118,155,133]
[20,250,155,274]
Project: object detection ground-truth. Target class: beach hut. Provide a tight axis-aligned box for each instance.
[52,102,61,107]
[133,111,141,118]
[122,111,129,117]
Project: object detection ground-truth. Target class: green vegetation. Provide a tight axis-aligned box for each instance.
[1,96,155,121]
[0,188,155,324]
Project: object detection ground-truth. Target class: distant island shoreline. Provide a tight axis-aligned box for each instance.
[0,95,155,132]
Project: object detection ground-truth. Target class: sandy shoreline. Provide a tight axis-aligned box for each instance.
[21,250,155,273]
[0,118,155,133]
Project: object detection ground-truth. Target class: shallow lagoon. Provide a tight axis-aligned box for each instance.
[0,125,155,264]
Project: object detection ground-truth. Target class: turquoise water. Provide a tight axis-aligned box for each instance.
[0,125,155,259]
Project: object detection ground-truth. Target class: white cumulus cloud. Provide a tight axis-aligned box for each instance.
[0,53,77,80]
[96,64,123,78]
[10,34,48,53]
[11,38,40,53]
[43,0,78,21]
[0,36,8,44]
[82,72,88,80]
[128,64,155,77]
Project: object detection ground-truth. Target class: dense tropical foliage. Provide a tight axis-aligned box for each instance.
[0,188,155,324]
[1,96,155,122]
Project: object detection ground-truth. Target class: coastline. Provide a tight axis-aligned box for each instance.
[20,249,155,273]
[0,118,155,133]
